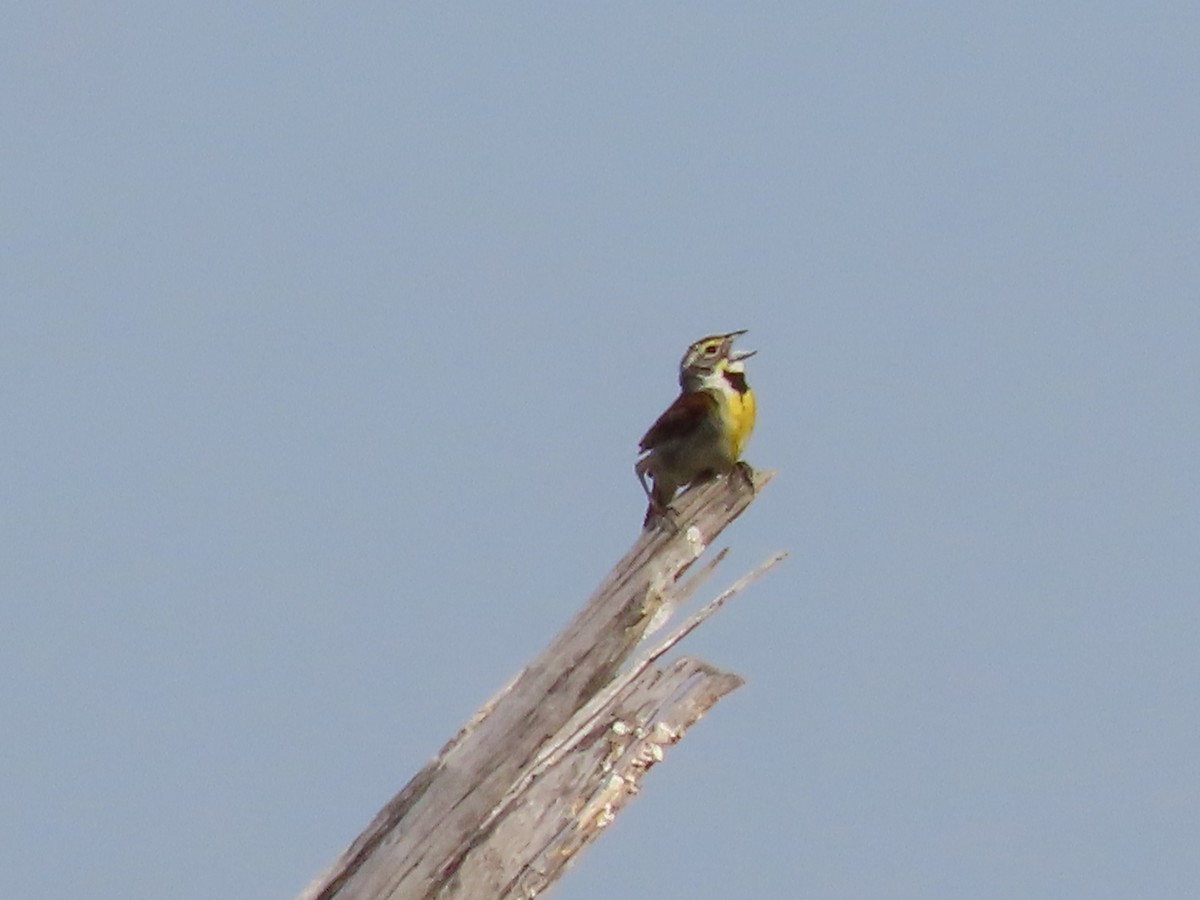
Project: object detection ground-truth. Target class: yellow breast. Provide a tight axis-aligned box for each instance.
[725,386,756,458]
[701,359,757,462]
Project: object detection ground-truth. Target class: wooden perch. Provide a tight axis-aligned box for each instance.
[297,469,785,900]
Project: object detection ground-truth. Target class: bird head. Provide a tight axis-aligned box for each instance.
[678,330,756,389]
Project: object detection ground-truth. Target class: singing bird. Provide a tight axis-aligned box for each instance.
[635,330,757,527]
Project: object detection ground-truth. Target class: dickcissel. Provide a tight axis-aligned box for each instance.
[635,330,757,527]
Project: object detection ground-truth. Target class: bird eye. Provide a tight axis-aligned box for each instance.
[705,345,717,354]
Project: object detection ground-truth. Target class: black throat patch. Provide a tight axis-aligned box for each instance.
[723,370,749,394]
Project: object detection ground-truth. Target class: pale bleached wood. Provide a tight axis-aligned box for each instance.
[297,469,781,900]
[460,657,748,898]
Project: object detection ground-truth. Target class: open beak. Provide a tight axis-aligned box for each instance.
[725,330,756,362]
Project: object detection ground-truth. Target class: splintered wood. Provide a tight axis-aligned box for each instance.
[298,470,784,900]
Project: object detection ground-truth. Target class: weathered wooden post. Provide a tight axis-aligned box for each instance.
[297,470,783,900]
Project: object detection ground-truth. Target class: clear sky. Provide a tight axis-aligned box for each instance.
[3,4,1198,898]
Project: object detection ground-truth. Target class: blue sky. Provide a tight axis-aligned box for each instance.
[3,4,1198,898]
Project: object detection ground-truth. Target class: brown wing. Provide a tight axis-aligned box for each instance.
[639,390,717,451]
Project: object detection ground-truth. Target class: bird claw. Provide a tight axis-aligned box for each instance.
[643,502,681,532]
[734,460,756,492]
